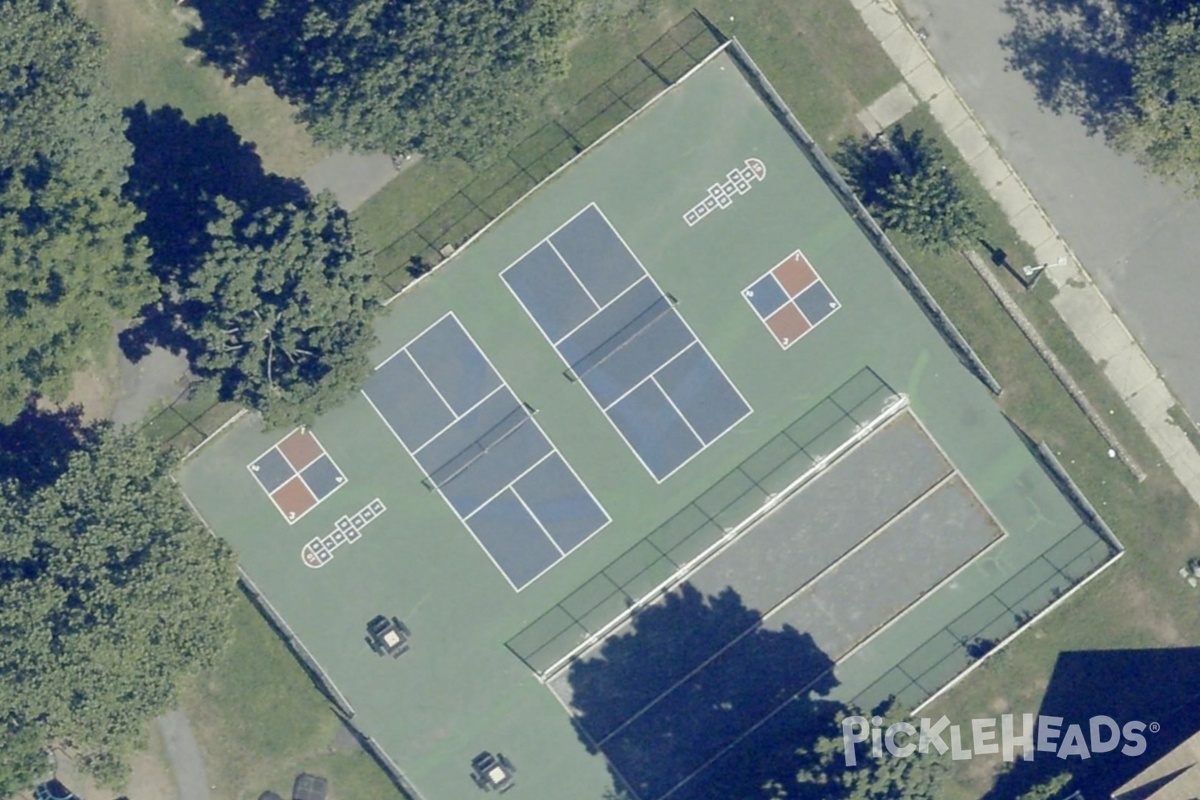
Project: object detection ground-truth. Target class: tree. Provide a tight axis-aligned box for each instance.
[1115,7,1200,194]
[837,127,983,252]
[0,719,48,798]
[0,0,152,422]
[184,0,579,162]
[777,711,949,800]
[1015,771,1072,800]
[0,429,237,789]
[179,192,383,427]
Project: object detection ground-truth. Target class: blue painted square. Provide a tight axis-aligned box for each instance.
[300,455,346,500]
[743,275,788,318]
[794,280,840,326]
[249,448,293,493]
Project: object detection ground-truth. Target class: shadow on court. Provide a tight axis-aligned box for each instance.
[982,647,1200,800]
[565,583,856,800]
[119,103,307,362]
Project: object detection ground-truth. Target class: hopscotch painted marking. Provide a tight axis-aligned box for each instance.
[682,158,766,227]
[302,498,387,568]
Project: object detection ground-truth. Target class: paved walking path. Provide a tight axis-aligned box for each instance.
[848,0,1200,505]
[157,710,210,800]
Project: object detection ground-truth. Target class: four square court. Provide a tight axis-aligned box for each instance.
[248,428,347,523]
[501,204,752,482]
[362,312,610,590]
[743,250,840,348]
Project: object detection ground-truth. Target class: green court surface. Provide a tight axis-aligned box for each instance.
[179,46,1118,800]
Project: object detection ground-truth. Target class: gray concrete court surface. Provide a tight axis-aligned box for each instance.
[850,0,1200,502]
[548,413,1004,799]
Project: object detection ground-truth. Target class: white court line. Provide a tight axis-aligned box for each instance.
[246,444,286,495]
[511,485,567,556]
[404,349,460,419]
[286,432,350,523]
[552,275,650,347]
[365,312,612,592]
[462,449,555,522]
[601,339,698,412]
[547,239,601,310]
[740,248,841,351]
[372,310,459,371]
[497,205,716,482]
[412,383,505,456]
[650,375,706,446]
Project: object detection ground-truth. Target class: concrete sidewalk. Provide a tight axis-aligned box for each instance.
[848,0,1200,505]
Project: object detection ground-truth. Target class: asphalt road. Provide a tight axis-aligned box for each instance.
[895,0,1200,419]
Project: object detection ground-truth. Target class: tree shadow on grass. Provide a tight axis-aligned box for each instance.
[0,402,102,494]
[982,647,1200,799]
[564,583,851,800]
[179,0,316,102]
[119,103,307,362]
[999,0,1195,135]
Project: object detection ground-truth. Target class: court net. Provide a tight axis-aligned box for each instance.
[422,403,534,491]
[564,294,675,382]
[506,367,903,679]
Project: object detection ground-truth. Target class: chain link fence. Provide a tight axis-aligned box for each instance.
[374,11,726,293]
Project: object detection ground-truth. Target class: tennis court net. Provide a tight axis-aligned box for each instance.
[422,403,534,491]
[564,294,675,382]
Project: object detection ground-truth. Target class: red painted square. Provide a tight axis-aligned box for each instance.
[272,476,318,523]
[772,251,818,297]
[278,428,323,470]
[765,303,812,348]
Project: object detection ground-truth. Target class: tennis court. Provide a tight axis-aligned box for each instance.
[362,312,610,590]
[177,40,1121,800]
[501,204,752,482]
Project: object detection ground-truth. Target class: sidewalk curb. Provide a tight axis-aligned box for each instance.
[851,0,1200,505]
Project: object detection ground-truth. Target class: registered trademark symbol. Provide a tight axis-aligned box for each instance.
[1149,722,1161,733]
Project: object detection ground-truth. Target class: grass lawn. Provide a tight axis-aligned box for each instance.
[73,0,327,177]
[869,106,1200,797]
[180,594,404,800]
[354,0,899,289]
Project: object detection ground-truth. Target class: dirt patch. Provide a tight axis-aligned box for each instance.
[40,337,123,422]
[40,722,177,800]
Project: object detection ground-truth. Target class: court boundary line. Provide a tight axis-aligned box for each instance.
[587,427,959,749]
[742,248,841,350]
[578,431,1012,800]
[546,239,602,310]
[535,392,910,682]
[649,376,706,446]
[511,485,568,557]
[247,429,349,525]
[499,202,753,483]
[601,340,699,412]
[362,312,612,592]
[654,486,1012,800]
[383,41,735,308]
[412,383,507,455]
